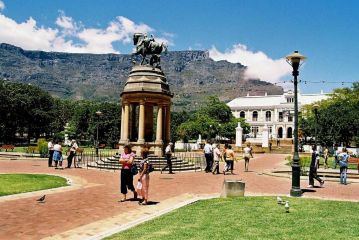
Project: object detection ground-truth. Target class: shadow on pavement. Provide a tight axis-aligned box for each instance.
[302,189,316,193]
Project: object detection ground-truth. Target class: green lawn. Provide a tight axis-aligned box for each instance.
[287,156,357,170]
[0,174,68,196]
[106,197,359,240]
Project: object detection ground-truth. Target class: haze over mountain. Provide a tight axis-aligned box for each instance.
[0,43,283,109]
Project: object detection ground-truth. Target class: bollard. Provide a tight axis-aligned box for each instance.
[221,179,245,197]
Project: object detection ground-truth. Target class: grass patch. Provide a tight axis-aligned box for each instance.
[106,197,359,240]
[286,156,357,170]
[0,174,68,196]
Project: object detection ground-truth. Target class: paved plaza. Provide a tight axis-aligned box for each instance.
[0,154,358,240]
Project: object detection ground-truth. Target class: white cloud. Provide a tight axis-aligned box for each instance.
[56,11,75,30]
[0,1,4,11]
[0,10,172,54]
[0,15,58,51]
[209,43,291,83]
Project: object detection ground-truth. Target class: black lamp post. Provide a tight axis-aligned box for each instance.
[286,51,306,197]
[95,111,103,157]
[313,104,319,147]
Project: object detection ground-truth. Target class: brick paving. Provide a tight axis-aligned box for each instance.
[0,154,358,239]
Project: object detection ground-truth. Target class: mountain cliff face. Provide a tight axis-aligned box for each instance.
[0,43,283,109]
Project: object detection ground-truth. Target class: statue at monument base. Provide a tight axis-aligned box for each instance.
[118,33,173,156]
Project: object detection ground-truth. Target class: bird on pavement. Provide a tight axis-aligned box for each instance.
[37,195,46,203]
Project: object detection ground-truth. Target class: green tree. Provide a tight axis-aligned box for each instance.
[171,110,191,143]
[67,100,121,147]
[301,82,359,147]
[0,80,54,144]
[177,96,250,142]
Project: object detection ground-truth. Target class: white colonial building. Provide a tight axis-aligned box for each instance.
[227,91,329,142]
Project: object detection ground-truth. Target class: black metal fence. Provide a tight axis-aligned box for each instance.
[172,151,206,172]
[75,149,206,172]
[75,149,119,171]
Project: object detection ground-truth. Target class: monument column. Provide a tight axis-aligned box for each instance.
[155,104,163,144]
[138,101,145,144]
[120,105,125,140]
[262,124,269,148]
[154,104,163,156]
[165,105,171,143]
[123,102,130,142]
[235,122,243,147]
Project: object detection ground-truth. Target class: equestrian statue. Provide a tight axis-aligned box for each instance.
[133,33,167,69]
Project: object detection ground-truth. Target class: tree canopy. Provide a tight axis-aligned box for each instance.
[176,96,250,141]
[300,82,359,147]
[0,80,121,147]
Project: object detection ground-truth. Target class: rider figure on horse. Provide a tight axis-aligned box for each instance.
[133,33,167,68]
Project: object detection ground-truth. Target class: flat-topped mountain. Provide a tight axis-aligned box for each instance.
[0,43,283,109]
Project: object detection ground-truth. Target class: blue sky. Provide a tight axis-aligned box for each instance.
[0,0,358,93]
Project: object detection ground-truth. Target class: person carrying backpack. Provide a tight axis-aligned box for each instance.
[339,148,350,185]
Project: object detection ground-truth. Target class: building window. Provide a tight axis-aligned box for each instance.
[265,111,271,121]
[287,127,293,138]
[251,126,259,138]
[269,126,272,134]
[240,111,245,118]
[288,114,293,122]
[287,98,294,103]
[277,127,283,138]
[279,112,283,122]
[252,111,258,121]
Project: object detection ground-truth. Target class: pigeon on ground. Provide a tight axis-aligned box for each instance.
[37,195,46,202]
[285,201,289,213]
[277,196,283,204]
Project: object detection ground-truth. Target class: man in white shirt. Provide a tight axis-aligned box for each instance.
[47,139,54,167]
[203,140,213,173]
[162,142,174,174]
[211,144,221,174]
[67,140,78,168]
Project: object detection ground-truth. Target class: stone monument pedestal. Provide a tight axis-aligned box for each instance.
[118,65,173,156]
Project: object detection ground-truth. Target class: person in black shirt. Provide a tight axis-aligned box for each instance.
[308,145,324,188]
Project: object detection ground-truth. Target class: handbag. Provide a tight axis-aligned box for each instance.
[131,164,138,175]
[136,181,142,190]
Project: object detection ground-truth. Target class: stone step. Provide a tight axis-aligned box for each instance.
[86,154,203,172]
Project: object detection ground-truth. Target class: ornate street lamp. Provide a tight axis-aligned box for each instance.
[95,111,103,157]
[286,51,306,197]
[313,103,319,147]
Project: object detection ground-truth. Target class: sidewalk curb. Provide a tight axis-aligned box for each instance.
[43,193,219,240]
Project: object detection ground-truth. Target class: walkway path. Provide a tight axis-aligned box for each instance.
[0,154,358,239]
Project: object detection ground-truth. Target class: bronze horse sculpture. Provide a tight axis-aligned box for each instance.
[133,33,167,68]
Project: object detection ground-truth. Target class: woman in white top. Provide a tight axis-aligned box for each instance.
[52,141,63,169]
[243,143,253,172]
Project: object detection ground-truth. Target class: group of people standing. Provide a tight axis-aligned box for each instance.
[47,139,79,169]
[308,145,351,187]
[203,141,253,175]
[119,145,151,205]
